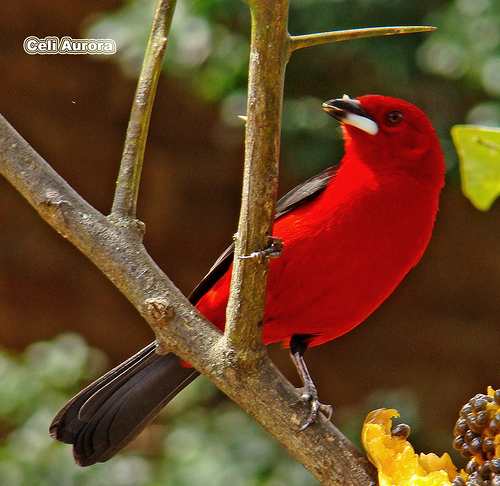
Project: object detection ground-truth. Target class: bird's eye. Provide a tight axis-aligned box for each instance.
[386,111,403,125]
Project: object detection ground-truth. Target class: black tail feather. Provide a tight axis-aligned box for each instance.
[50,345,199,466]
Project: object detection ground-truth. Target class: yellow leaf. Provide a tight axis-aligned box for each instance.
[451,125,500,211]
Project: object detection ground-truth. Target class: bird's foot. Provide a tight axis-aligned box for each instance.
[297,384,333,431]
[239,236,284,261]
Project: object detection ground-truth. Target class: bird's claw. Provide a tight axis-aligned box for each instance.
[297,385,333,430]
[240,236,284,261]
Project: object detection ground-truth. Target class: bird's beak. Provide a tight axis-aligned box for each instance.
[322,95,379,136]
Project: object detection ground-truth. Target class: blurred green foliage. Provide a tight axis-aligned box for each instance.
[418,0,500,96]
[0,335,430,485]
[86,0,500,181]
[452,125,500,210]
[0,334,322,485]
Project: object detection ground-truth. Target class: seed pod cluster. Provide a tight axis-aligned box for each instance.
[452,388,500,486]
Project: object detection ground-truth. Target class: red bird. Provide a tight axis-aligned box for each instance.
[50,95,445,466]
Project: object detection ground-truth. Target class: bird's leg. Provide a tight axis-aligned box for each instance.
[290,334,333,430]
[239,236,284,261]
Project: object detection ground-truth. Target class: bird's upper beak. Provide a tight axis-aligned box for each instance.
[322,95,378,136]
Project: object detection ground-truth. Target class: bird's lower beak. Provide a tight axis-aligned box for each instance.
[323,95,379,136]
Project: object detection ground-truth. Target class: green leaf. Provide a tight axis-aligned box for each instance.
[451,125,500,211]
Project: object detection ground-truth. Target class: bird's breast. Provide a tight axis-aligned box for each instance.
[262,169,440,346]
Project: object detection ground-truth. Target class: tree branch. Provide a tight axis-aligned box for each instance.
[223,0,289,363]
[111,0,177,219]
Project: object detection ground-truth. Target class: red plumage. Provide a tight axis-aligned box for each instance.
[197,95,444,348]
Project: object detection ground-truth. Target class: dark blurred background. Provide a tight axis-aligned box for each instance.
[0,0,499,484]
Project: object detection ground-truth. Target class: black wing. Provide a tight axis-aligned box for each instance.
[188,166,338,305]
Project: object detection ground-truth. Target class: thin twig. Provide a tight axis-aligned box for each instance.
[111,0,177,219]
[289,25,436,55]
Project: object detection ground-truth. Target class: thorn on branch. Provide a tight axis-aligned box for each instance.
[289,25,436,54]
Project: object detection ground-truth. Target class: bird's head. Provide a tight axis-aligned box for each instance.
[322,95,444,182]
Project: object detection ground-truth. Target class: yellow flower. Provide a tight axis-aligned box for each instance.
[362,408,460,486]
